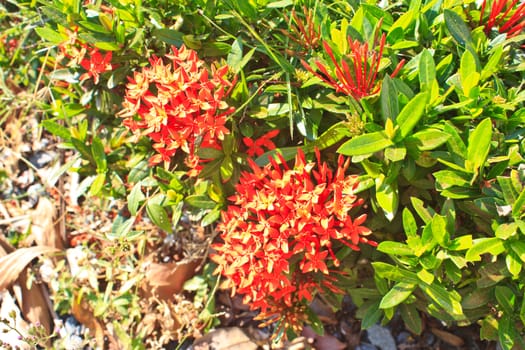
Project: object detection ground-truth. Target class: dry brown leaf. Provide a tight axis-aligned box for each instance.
[302,326,346,350]
[17,268,52,336]
[0,245,59,291]
[193,327,258,350]
[29,197,64,250]
[431,327,465,347]
[142,258,199,300]
[71,295,106,348]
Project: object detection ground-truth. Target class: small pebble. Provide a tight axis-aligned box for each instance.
[29,151,55,169]
[366,324,397,350]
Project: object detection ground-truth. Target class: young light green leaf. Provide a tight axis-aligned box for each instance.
[372,262,419,284]
[431,214,448,247]
[127,182,145,216]
[419,49,436,91]
[337,131,394,156]
[405,129,450,151]
[393,92,428,142]
[185,195,217,209]
[465,237,505,261]
[433,170,470,189]
[89,173,106,196]
[41,120,71,140]
[410,197,434,224]
[375,175,399,221]
[35,27,66,44]
[377,241,414,256]
[379,282,417,309]
[466,118,492,176]
[91,136,107,172]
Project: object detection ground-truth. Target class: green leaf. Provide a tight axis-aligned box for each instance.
[498,315,515,350]
[152,28,183,46]
[512,189,525,217]
[89,173,106,196]
[462,288,491,310]
[418,281,463,318]
[433,170,470,189]
[384,147,407,162]
[380,75,399,121]
[497,176,518,205]
[431,214,448,247]
[410,197,434,224]
[372,262,419,284]
[510,240,525,263]
[505,250,522,276]
[35,27,66,44]
[337,131,393,156]
[402,208,418,238]
[41,120,71,140]
[400,303,422,335]
[201,209,221,227]
[466,118,492,176]
[393,92,428,142]
[146,202,172,232]
[127,182,145,216]
[91,136,107,172]
[405,129,450,151]
[448,235,473,251]
[359,300,383,329]
[305,307,325,335]
[380,282,416,309]
[444,9,473,47]
[495,286,515,315]
[377,242,414,256]
[375,175,399,221]
[419,49,436,91]
[309,122,350,151]
[185,195,216,209]
[267,0,293,8]
[495,222,518,240]
[465,237,505,261]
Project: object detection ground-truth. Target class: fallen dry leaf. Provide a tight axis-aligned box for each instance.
[17,268,52,336]
[431,327,465,347]
[71,295,106,348]
[193,327,258,350]
[142,258,199,300]
[302,326,346,350]
[0,245,59,291]
[29,197,64,250]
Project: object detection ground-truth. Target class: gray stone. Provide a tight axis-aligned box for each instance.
[366,324,396,350]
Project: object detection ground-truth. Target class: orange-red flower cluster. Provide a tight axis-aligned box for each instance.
[119,45,235,169]
[302,32,404,101]
[480,0,525,38]
[212,149,375,330]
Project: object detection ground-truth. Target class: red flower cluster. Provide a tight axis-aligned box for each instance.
[79,47,113,84]
[480,0,525,38]
[302,32,404,101]
[212,149,375,330]
[242,129,279,157]
[119,45,235,169]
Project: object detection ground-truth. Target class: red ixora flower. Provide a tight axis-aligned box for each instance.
[301,29,404,101]
[211,149,375,331]
[118,45,235,171]
[242,129,279,157]
[79,47,113,84]
[480,0,525,38]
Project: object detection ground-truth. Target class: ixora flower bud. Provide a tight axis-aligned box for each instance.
[211,148,375,333]
[118,45,235,172]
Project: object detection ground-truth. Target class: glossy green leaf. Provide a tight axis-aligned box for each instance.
[405,129,449,151]
[410,197,434,223]
[400,303,422,335]
[91,136,107,172]
[375,175,399,221]
[510,240,525,263]
[41,120,71,140]
[146,202,172,232]
[89,173,106,196]
[433,170,470,189]
[35,26,65,44]
[380,75,399,121]
[394,92,428,142]
[419,49,436,91]
[444,9,473,47]
[372,262,419,284]
[377,241,414,256]
[465,237,505,261]
[337,131,393,156]
[431,214,448,247]
[127,182,145,216]
[152,28,183,46]
[495,286,515,314]
[402,208,418,239]
[419,281,463,317]
[185,195,216,209]
[448,235,473,251]
[380,282,416,309]
[359,300,383,329]
[505,250,522,276]
[466,118,492,176]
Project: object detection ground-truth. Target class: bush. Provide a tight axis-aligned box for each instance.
[2,0,525,348]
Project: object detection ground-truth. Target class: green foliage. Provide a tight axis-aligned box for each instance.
[4,0,525,346]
